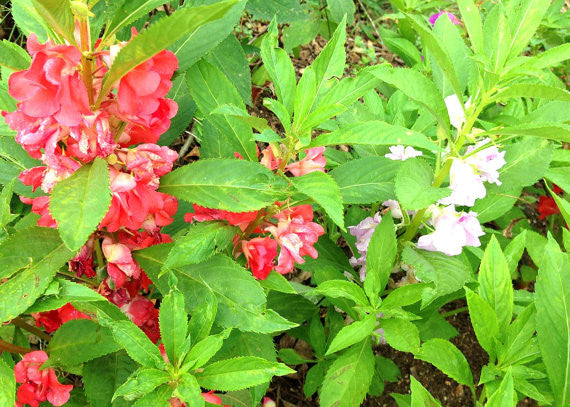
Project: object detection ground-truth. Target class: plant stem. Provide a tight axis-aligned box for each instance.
[0,339,32,354]
[440,306,468,318]
[79,18,95,106]
[57,270,95,286]
[12,318,51,342]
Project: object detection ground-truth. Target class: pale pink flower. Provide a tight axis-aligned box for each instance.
[382,200,403,218]
[465,138,506,185]
[445,94,471,130]
[385,145,422,161]
[439,159,487,207]
[348,212,382,281]
[286,147,326,176]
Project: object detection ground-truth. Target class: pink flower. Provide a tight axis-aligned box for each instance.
[417,205,484,256]
[201,391,228,406]
[266,205,324,274]
[102,237,141,288]
[3,114,60,160]
[465,138,506,185]
[120,295,160,343]
[20,196,57,228]
[119,144,178,189]
[18,167,46,192]
[382,200,403,219]
[241,237,278,280]
[15,350,73,407]
[32,303,90,333]
[385,145,422,161]
[286,147,326,176]
[348,212,382,281]
[260,146,282,170]
[429,11,461,27]
[263,397,276,407]
[66,112,117,162]
[185,204,258,231]
[118,98,178,146]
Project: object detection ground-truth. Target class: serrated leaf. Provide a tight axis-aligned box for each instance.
[506,0,551,58]
[0,179,17,229]
[183,329,231,370]
[535,240,570,406]
[416,339,473,387]
[48,320,121,367]
[196,357,294,391]
[309,121,439,152]
[132,385,171,407]
[278,348,315,365]
[159,288,187,365]
[290,171,344,229]
[410,375,441,407]
[50,158,111,251]
[313,280,369,306]
[31,0,74,43]
[99,0,238,104]
[381,318,420,353]
[103,0,165,41]
[365,214,397,305]
[486,370,515,407]
[395,158,450,210]
[478,236,513,333]
[114,368,170,402]
[0,40,31,71]
[293,67,317,129]
[175,374,204,407]
[187,293,218,344]
[330,157,399,204]
[259,270,295,294]
[158,159,286,212]
[326,314,377,355]
[0,353,15,406]
[457,0,483,53]
[10,0,49,41]
[320,339,375,407]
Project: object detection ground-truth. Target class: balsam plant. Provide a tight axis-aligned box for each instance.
[0,0,568,406]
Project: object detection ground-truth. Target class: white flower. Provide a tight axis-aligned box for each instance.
[382,199,403,218]
[465,138,506,185]
[445,94,471,130]
[385,145,423,161]
[439,159,487,207]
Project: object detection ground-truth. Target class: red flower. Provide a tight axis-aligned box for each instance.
[241,237,278,280]
[102,237,141,288]
[32,303,90,333]
[19,196,57,228]
[538,196,560,219]
[119,144,178,189]
[120,295,160,343]
[185,204,258,231]
[15,350,73,407]
[68,236,96,278]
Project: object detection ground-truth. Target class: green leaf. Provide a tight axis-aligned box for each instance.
[484,122,570,143]
[456,0,483,53]
[186,60,256,161]
[313,280,369,306]
[83,351,138,407]
[183,329,231,370]
[212,104,268,133]
[48,320,121,367]
[246,0,307,23]
[0,353,15,407]
[320,339,375,407]
[493,83,570,103]
[504,231,526,277]
[395,158,450,210]
[293,67,317,129]
[327,0,355,24]
[500,303,536,366]
[535,241,570,406]
[308,121,439,152]
[464,287,499,357]
[550,188,570,228]
[365,214,396,305]
[483,4,511,76]
[196,357,294,391]
[478,236,513,333]
[0,228,74,322]
[259,271,295,294]
[50,158,111,251]
[31,0,75,43]
[158,159,286,212]
[10,0,48,41]
[506,0,551,58]
[175,374,204,407]
[370,64,449,132]
[159,288,187,365]
[330,157,399,204]
[172,1,246,72]
[486,370,515,407]
[546,166,570,193]
[164,222,237,270]
[410,375,441,407]
[99,316,165,369]
[134,247,297,333]
[381,318,420,353]
[0,179,17,229]
[514,43,570,71]
[158,75,196,147]
[0,40,31,71]
[416,339,473,387]
[261,19,296,114]
[99,0,239,104]
[379,284,425,311]
[326,314,377,355]
[278,348,315,365]
[318,68,381,108]
[114,368,171,402]
[132,385,171,407]
[103,0,166,41]
[404,13,463,102]
[290,171,344,229]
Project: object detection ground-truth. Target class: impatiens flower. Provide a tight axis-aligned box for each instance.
[417,205,484,256]
[429,11,461,26]
[19,196,57,228]
[241,237,278,280]
[260,146,282,170]
[266,205,324,274]
[120,295,160,343]
[383,200,403,219]
[201,391,228,406]
[120,144,178,189]
[348,212,382,281]
[464,138,506,185]
[263,397,277,407]
[445,94,471,130]
[385,145,422,161]
[102,237,141,288]
[32,303,90,333]
[286,147,326,176]
[538,196,560,219]
[185,204,258,231]
[15,350,73,407]
[66,112,117,162]
[68,236,96,278]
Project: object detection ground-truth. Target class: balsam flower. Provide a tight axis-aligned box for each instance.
[15,351,73,407]
[32,303,90,333]
[286,147,326,176]
[185,204,258,231]
[385,145,422,161]
[348,212,382,281]
[417,205,484,256]
[241,237,278,280]
[444,94,471,130]
[19,196,57,228]
[429,11,461,26]
[102,237,141,288]
[120,295,160,343]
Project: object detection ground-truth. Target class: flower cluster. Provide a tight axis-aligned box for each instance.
[2,30,180,347]
[15,351,73,407]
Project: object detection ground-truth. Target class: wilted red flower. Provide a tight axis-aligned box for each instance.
[15,350,73,407]
[120,295,160,343]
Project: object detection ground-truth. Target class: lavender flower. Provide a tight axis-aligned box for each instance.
[348,212,382,281]
[429,11,461,27]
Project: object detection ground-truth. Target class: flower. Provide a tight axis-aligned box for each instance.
[68,237,96,278]
[260,146,282,170]
[241,237,278,280]
[348,212,382,281]
[385,145,422,161]
[120,295,160,343]
[15,350,73,407]
[102,237,142,288]
[286,147,326,176]
[382,200,403,219]
[185,204,258,231]
[429,11,461,27]
[32,303,90,333]
[120,144,178,189]
[417,205,484,256]
[538,196,560,219]
[19,196,57,228]
[445,94,471,130]
[464,138,506,185]
[266,205,325,274]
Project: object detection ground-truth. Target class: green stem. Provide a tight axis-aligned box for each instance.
[12,318,52,342]
[57,270,95,286]
[441,306,468,318]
